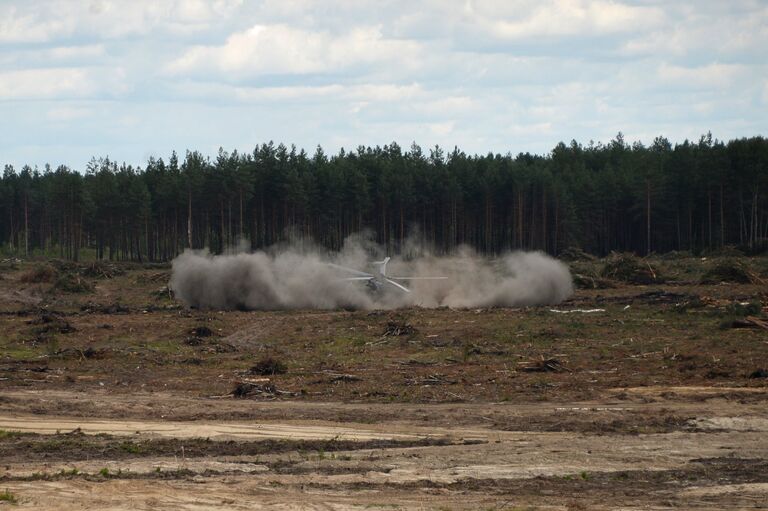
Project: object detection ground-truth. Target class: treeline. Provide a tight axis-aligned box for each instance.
[1,133,766,261]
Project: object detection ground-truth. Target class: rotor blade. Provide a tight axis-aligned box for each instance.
[326,263,373,278]
[339,277,374,281]
[385,278,411,293]
[387,276,448,280]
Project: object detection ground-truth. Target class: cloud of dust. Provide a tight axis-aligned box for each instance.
[170,236,573,310]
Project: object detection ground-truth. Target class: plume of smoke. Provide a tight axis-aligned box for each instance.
[170,236,573,310]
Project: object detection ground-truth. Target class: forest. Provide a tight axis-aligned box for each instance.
[1,133,766,261]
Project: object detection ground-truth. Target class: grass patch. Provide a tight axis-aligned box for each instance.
[19,264,58,283]
[0,430,25,441]
[0,433,455,463]
[0,489,17,504]
[250,356,288,376]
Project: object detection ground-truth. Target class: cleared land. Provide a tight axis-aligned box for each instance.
[0,254,767,510]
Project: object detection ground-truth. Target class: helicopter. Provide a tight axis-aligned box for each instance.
[327,257,446,293]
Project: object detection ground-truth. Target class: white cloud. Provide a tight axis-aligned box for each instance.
[0,67,128,100]
[171,82,424,104]
[620,4,768,59]
[428,121,455,136]
[0,0,244,43]
[46,44,107,61]
[46,106,93,121]
[0,0,765,168]
[657,62,745,90]
[475,0,666,40]
[168,24,422,77]
[0,5,74,43]
[0,68,96,100]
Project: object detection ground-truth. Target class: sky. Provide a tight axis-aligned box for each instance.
[1,0,766,170]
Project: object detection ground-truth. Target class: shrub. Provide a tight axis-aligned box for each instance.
[53,273,94,293]
[20,264,58,283]
[558,247,596,262]
[701,259,763,285]
[601,253,661,284]
[0,489,17,503]
[250,356,288,375]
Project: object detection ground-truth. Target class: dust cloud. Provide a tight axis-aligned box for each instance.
[170,237,573,310]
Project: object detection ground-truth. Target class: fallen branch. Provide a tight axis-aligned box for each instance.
[518,357,571,373]
[732,316,768,331]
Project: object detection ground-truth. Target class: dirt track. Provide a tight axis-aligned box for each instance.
[1,388,768,510]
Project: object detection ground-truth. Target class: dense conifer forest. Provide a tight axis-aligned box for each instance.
[1,133,766,261]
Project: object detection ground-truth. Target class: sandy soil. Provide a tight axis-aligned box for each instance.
[1,388,768,510]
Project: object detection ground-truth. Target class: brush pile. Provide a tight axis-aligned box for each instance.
[383,320,417,336]
[701,259,764,285]
[53,273,94,293]
[20,264,58,283]
[82,261,125,279]
[601,253,661,284]
[558,247,596,262]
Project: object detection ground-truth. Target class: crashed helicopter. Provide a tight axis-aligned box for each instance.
[327,257,447,293]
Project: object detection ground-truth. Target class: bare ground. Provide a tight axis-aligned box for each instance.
[0,257,767,509]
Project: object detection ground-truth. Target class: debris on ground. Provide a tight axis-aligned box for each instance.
[231,379,275,398]
[184,336,205,346]
[673,296,707,312]
[82,261,125,279]
[633,290,694,304]
[731,316,768,331]
[250,357,288,375]
[135,271,169,283]
[396,359,438,366]
[463,343,507,356]
[659,250,693,260]
[325,372,363,383]
[406,374,458,386]
[53,273,94,293]
[151,285,173,299]
[383,320,417,336]
[231,379,295,398]
[701,259,764,285]
[184,326,215,345]
[191,326,213,337]
[748,369,768,379]
[572,273,614,289]
[550,308,605,314]
[601,253,662,284]
[27,313,76,334]
[53,347,111,360]
[558,247,596,262]
[20,264,58,283]
[519,357,571,373]
[80,303,130,314]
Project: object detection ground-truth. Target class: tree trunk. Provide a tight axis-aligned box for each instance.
[187,189,193,249]
[720,184,725,247]
[646,179,651,255]
[24,192,28,257]
[708,191,712,249]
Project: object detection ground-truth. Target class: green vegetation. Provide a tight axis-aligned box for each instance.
[19,264,57,283]
[1,134,767,261]
[52,273,94,293]
[0,489,17,504]
[250,356,288,376]
[0,430,23,440]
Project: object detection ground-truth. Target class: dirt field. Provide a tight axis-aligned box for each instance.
[1,255,767,509]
